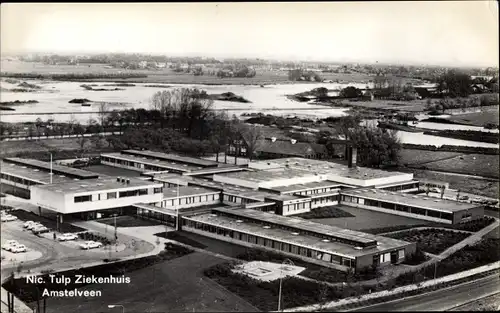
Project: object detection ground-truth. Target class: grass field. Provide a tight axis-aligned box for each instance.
[410,169,499,199]
[447,106,500,127]
[312,205,426,231]
[2,60,378,85]
[0,138,81,155]
[85,164,142,177]
[419,154,500,179]
[337,99,428,112]
[400,149,463,166]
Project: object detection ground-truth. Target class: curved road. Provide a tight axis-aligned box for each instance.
[348,274,500,312]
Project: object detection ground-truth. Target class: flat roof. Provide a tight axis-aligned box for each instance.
[251,158,411,180]
[188,177,277,201]
[102,153,201,172]
[341,189,479,212]
[3,157,99,179]
[267,181,344,194]
[33,176,162,193]
[264,194,303,201]
[162,186,219,199]
[212,207,377,245]
[121,150,219,167]
[183,166,248,176]
[1,161,77,184]
[187,212,411,258]
[215,168,316,183]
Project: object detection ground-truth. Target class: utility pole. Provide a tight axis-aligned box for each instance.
[176,183,180,231]
[114,214,118,252]
[50,153,53,184]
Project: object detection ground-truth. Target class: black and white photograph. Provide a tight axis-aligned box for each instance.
[0,2,499,312]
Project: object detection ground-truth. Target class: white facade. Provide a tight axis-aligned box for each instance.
[213,173,328,190]
[31,183,164,214]
[325,173,414,187]
[159,192,221,210]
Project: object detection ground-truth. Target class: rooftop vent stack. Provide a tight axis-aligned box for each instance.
[271,137,277,142]
[290,139,297,145]
[117,177,121,182]
[121,178,126,184]
[347,146,358,168]
[126,179,130,185]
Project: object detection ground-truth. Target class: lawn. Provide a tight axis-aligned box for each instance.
[296,206,354,219]
[312,205,426,231]
[4,251,258,313]
[386,229,470,255]
[447,106,500,127]
[410,169,499,199]
[399,149,463,166]
[85,164,142,177]
[155,231,208,249]
[418,154,500,179]
[7,209,86,233]
[364,217,495,234]
[97,215,163,228]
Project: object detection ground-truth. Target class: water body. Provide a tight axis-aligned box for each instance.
[0,80,355,123]
[1,79,498,149]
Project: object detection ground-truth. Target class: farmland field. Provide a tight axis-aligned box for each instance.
[447,106,500,127]
[399,149,463,166]
[1,60,377,85]
[0,138,82,155]
[410,169,499,199]
[420,154,500,179]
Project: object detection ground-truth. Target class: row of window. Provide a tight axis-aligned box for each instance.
[342,195,453,221]
[295,188,336,196]
[380,182,420,192]
[311,195,339,204]
[102,156,183,174]
[223,194,256,205]
[163,194,219,207]
[1,173,39,186]
[183,219,355,268]
[283,201,310,213]
[74,188,151,203]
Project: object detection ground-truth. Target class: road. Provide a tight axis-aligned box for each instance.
[349,274,500,312]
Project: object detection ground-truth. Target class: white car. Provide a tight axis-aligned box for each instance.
[57,233,78,241]
[1,215,17,222]
[26,223,43,230]
[10,245,27,253]
[32,226,49,234]
[2,240,19,251]
[79,241,103,250]
[23,221,36,228]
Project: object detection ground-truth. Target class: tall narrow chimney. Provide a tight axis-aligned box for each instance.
[351,147,357,168]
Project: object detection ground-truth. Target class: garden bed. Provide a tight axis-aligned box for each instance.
[296,206,354,219]
[364,217,495,234]
[386,229,470,255]
[7,209,86,233]
[97,215,163,228]
[2,242,193,303]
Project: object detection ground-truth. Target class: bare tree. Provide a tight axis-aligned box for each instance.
[239,124,263,161]
[97,102,108,128]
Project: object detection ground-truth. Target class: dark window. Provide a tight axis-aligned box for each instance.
[119,190,140,198]
[154,187,163,194]
[138,189,148,196]
[107,192,117,199]
[74,195,91,203]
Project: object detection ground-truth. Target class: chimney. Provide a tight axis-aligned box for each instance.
[126,179,130,185]
[116,177,121,182]
[121,178,126,184]
[348,146,358,168]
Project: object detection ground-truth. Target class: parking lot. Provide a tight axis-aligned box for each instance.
[1,214,155,278]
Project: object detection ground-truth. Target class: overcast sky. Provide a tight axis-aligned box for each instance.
[1,2,498,67]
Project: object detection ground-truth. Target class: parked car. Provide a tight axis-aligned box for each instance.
[32,226,50,234]
[10,244,27,253]
[430,188,440,193]
[1,215,17,222]
[57,233,78,241]
[23,221,36,228]
[2,240,19,251]
[79,241,103,250]
[26,223,43,230]
[458,196,469,201]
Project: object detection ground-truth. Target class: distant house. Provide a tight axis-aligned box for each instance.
[157,62,167,68]
[228,134,328,160]
[471,84,489,94]
[138,61,148,69]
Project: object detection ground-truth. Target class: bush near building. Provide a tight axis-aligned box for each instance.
[387,229,470,255]
[402,247,429,265]
[204,262,368,312]
[364,217,495,235]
